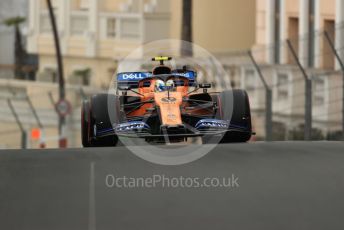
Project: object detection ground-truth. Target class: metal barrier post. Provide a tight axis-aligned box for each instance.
[286,39,312,140]
[323,31,344,140]
[7,99,27,148]
[266,88,273,140]
[26,96,43,129]
[248,51,273,141]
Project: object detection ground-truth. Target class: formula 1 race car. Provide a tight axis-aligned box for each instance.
[81,57,253,147]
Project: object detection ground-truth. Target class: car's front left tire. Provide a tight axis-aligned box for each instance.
[82,94,119,147]
[81,100,91,147]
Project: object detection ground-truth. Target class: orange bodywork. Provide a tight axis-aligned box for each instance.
[126,77,211,125]
[154,92,183,126]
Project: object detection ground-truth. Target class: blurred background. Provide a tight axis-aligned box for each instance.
[0,0,343,149]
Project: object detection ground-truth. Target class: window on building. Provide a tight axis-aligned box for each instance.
[243,69,256,92]
[276,73,289,100]
[38,67,57,83]
[288,17,299,64]
[323,20,335,69]
[70,15,88,35]
[313,78,325,106]
[71,68,91,86]
[106,19,116,38]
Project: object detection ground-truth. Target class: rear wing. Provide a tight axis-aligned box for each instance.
[116,71,197,89]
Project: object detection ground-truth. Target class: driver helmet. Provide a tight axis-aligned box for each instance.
[155,79,166,92]
[165,79,175,89]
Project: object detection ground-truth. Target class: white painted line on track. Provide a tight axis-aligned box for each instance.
[89,162,96,230]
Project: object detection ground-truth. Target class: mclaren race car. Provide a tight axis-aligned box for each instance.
[81,56,253,147]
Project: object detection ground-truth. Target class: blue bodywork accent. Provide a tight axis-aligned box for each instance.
[115,121,150,132]
[96,120,249,138]
[117,72,152,82]
[195,119,229,129]
[171,71,197,86]
[171,70,197,81]
[95,127,114,137]
[196,119,250,131]
[117,70,197,88]
[95,121,150,137]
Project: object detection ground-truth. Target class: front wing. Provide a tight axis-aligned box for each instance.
[94,122,253,139]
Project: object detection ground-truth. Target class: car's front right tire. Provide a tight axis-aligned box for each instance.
[202,89,252,144]
[219,89,252,143]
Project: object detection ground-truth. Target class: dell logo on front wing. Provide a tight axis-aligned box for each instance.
[122,73,144,80]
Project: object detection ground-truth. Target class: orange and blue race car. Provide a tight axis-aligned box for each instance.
[81,57,253,147]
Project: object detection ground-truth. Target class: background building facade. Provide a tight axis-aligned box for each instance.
[237,0,344,140]
[28,0,256,90]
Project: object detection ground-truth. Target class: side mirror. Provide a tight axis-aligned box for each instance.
[118,85,131,91]
[199,83,211,89]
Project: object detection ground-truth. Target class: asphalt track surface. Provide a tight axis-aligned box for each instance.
[0,142,344,230]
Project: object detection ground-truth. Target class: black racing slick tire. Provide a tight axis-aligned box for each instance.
[219,89,252,143]
[84,94,120,147]
[81,100,91,147]
[203,89,252,144]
